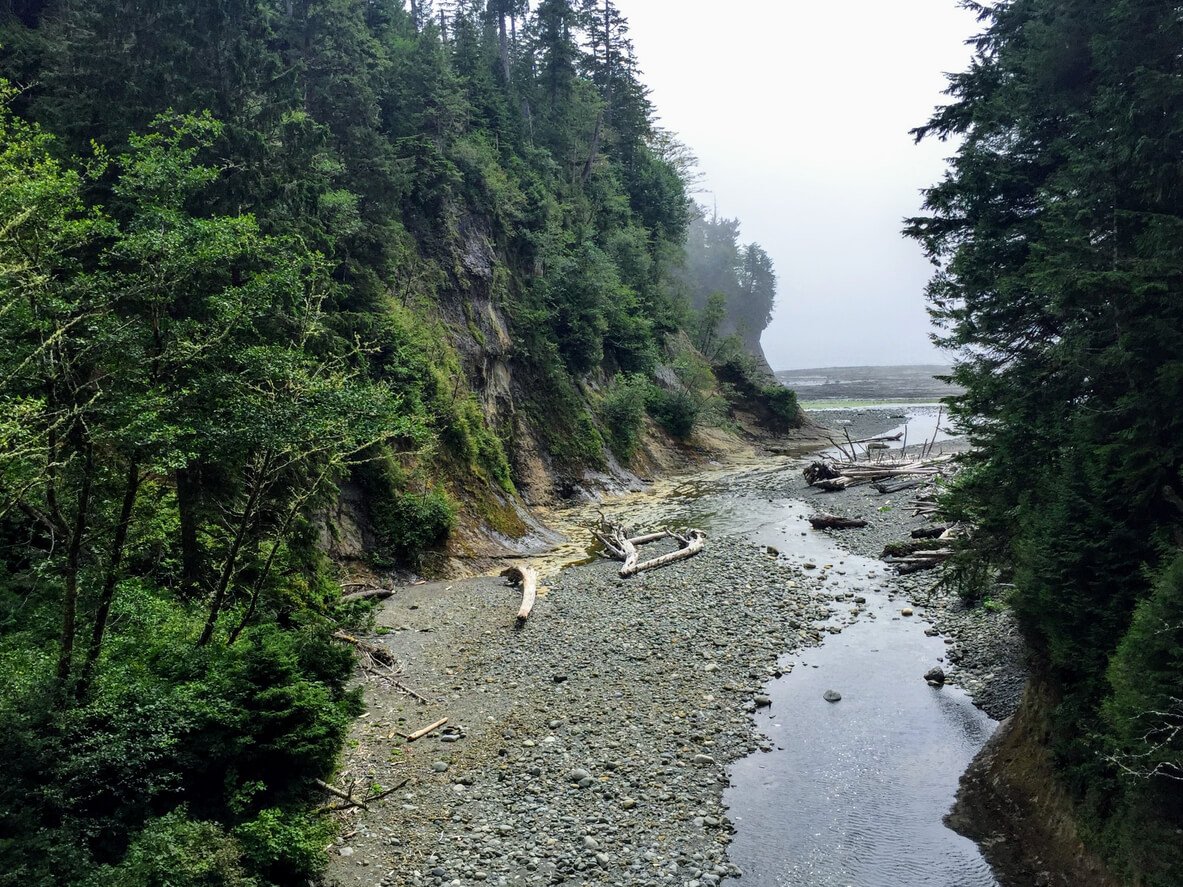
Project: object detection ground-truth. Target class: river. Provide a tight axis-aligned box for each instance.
[552,409,999,886]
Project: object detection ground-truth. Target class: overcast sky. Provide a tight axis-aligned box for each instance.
[614,0,979,370]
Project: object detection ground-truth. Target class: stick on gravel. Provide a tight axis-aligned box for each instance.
[406,717,448,741]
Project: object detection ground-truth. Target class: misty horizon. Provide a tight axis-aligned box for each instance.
[616,0,978,371]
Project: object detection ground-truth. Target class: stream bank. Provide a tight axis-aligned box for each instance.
[326,410,1027,887]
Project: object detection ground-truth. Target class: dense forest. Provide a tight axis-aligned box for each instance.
[0,1,793,883]
[908,0,1182,883]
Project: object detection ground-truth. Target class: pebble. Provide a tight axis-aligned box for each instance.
[824,690,843,703]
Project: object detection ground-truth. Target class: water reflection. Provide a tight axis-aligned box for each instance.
[725,591,998,887]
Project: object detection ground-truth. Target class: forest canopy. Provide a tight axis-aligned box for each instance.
[0,2,787,883]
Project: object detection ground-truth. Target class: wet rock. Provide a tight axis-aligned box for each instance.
[823,689,842,702]
[924,666,946,686]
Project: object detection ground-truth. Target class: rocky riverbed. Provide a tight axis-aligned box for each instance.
[326,417,1026,887]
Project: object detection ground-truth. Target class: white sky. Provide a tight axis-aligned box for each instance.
[614,0,979,370]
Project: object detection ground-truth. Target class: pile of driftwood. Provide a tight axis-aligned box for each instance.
[804,453,955,493]
[881,524,964,574]
[591,521,706,577]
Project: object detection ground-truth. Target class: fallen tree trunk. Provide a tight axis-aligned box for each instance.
[628,530,672,546]
[622,530,706,577]
[592,524,639,572]
[809,513,869,530]
[331,630,398,668]
[814,475,857,492]
[501,565,539,624]
[875,478,927,494]
[851,431,904,444]
[912,524,951,539]
[339,588,394,604]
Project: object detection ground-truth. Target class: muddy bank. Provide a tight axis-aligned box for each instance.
[947,680,1120,887]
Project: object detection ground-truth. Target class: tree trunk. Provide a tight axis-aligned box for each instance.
[502,565,539,624]
[198,457,268,646]
[76,462,140,700]
[176,465,202,597]
[809,513,868,530]
[56,443,94,696]
[581,110,604,184]
[621,530,706,577]
[603,0,612,120]
[498,11,511,84]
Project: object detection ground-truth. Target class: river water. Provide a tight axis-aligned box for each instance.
[536,408,1000,885]
[677,475,999,886]
[722,565,998,887]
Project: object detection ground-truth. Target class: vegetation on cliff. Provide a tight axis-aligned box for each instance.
[908,1,1183,882]
[0,1,794,882]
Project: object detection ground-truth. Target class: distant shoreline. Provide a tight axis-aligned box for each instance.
[776,364,963,407]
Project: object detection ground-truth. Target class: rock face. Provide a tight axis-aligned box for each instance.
[946,680,1120,887]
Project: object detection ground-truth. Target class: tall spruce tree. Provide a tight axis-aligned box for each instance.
[907,1,1183,881]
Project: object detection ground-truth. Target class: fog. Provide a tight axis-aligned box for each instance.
[614,0,979,370]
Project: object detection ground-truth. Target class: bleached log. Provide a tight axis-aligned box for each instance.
[628,530,672,546]
[502,565,539,624]
[622,530,706,577]
[406,717,448,741]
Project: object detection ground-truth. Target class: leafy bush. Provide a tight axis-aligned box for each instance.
[235,807,334,884]
[647,388,699,440]
[599,374,651,461]
[88,811,256,887]
[372,488,457,567]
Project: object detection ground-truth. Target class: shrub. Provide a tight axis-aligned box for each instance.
[599,374,650,461]
[371,487,457,567]
[89,811,256,887]
[647,388,699,440]
[235,807,334,884]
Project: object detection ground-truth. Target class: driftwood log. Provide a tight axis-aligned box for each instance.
[804,454,955,493]
[912,524,950,539]
[406,717,448,742]
[501,565,539,624]
[331,630,398,668]
[809,513,869,530]
[622,529,706,577]
[339,588,394,604]
[593,522,705,578]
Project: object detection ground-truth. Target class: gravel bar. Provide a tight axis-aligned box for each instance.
[327,438,1026,886]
